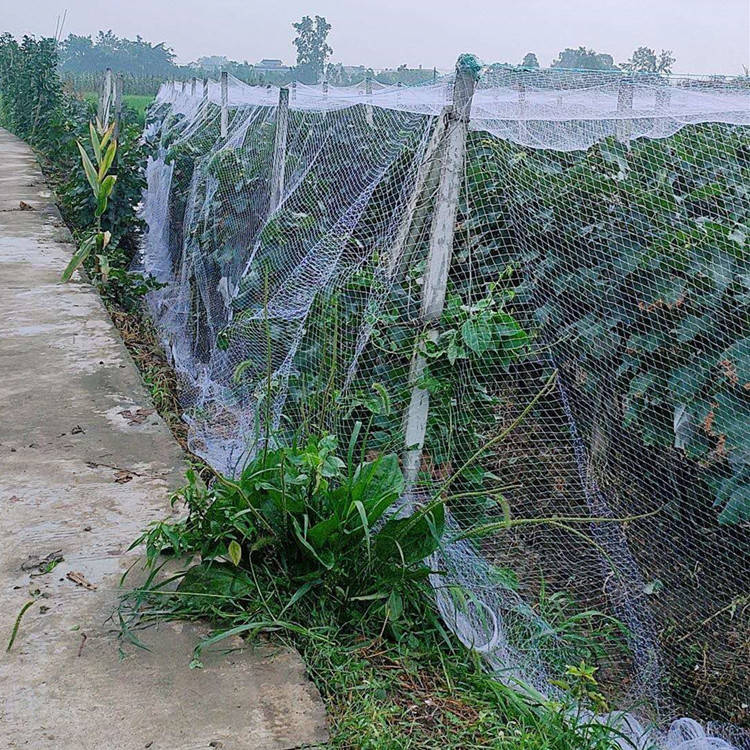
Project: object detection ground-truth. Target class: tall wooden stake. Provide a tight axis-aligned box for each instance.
[517,81,528,142]
[220,71,229,138]
[617,77,633,145]
[269,87,290,214]
[113,73,123,141]
[365,75,374,127]
[402,59,477,487]
[98,67,113,127]
[191,76,197,96]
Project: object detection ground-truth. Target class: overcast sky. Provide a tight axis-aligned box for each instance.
[3,0,749,75]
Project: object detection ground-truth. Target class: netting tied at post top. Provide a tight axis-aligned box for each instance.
[155,69,750,151]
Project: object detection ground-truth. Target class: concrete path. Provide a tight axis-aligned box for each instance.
[0,128,328,750]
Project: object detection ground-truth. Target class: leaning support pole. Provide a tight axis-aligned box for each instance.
[269,87,290,214]
[365,75,374,127]
[98,67,113,127]
[113,73,123,141]
[384,108,448,279]
[616,77,633,145]
[402,56,478,488]
[220,71,229,138]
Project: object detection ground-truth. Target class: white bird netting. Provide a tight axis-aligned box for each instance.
[138,62,750,749]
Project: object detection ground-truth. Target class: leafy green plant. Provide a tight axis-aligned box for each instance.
[1,33,151,310]
[61,119,118,282]
[130,425,445,636]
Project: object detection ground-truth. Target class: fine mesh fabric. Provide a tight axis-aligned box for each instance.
[139,64,750,749]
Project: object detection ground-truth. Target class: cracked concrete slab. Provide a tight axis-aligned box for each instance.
[0,128,328,749]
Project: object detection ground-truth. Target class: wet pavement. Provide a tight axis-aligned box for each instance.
[0,127,328,750]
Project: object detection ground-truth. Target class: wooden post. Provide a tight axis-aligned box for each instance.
[616,77,633,145]
[365,75,374,127]
[220,71,229,138]
[113,73,123,140]
[402,59,477,487]
[191,76,197,96]
[98,67,113,127]
[291,80,297,102]
[343,107,449,398]
[269,87,290,214]
[181,80,187,93]
[383,109,448,279]
[202,77,208,102]
[517,81,528,142]
[322,79,329,96]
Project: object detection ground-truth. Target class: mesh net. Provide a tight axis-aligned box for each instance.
[138,65,750,749]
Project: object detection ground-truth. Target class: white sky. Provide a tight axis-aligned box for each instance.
[3,0,749,75]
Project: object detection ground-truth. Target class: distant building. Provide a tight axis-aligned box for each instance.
[255,59,285,71]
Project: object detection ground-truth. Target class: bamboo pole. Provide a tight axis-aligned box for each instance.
[220,71,229,138]
[113,73,123,141]
[517,80,528,142]
[402,58,477,487]
[365,74,374,127]
[269,87,290,214]
[616,77,634,145]
[98,67,113,127]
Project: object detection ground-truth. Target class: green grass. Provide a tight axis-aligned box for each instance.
[116,414,634,749]
[301,631,630,749]
[123,94,154,122]
[119,576,631,749]
[79,92,153,125]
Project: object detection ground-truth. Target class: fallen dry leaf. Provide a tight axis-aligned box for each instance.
[19,200,35,211]
[118,408,155,425]
[66,571,97,590]
[114,469,133,484]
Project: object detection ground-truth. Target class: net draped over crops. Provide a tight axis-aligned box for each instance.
[139,67,750,749]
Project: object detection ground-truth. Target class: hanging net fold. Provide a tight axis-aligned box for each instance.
[138,66,750,749]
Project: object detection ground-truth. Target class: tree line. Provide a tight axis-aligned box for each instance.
[52,19,684,90]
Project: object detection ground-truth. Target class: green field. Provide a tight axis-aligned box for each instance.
[81,92,154,125]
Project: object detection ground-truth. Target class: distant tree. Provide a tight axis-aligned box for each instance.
[521,52,539,69]
[551,46,618,71]
[292,15,332,84]
[376,66,434,86]
[623,46,676,75]
[194,55,229,71]
[58,31,176,75]
[57,34,97,72]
